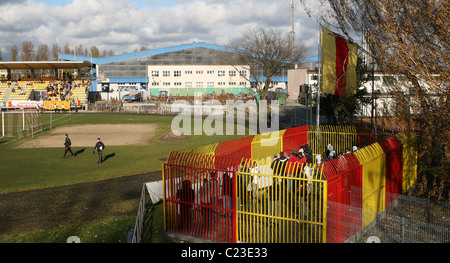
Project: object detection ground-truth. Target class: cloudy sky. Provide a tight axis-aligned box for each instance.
[0,0,321,60]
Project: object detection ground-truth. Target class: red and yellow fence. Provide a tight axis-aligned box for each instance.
[162,125,418,243]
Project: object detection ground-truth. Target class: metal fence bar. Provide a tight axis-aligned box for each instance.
[131,183,147,243]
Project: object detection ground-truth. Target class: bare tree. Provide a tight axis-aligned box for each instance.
[20,41,35,61]
[74,44,84,56]
[52,43,60,61]
[300,0,449,199]
[36,44,50,61]
[10,45,18,61]
[227,27,309,99]
[63,43,72,55]
[90,46,100,58]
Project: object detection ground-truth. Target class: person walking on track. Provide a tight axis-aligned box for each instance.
[93,138,105,164]
[62,134,75,159]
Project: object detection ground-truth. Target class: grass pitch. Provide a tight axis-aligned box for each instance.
[0,112,247,243]
[0,113,245,193]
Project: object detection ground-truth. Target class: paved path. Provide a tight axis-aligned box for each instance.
[0,170,162,236]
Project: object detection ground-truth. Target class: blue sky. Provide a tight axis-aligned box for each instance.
[0,0,321,60]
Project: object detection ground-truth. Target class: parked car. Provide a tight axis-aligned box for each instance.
[122,92,142,102]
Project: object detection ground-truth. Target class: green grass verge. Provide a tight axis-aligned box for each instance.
[0,202,169,243]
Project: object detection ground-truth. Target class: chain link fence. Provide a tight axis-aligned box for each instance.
[340,193,449,243]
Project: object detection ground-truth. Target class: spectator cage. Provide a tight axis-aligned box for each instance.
[162,125,418,243]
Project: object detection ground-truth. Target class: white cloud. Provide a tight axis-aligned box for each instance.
[0,0,320,59]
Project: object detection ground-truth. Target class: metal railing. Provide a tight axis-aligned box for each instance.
[131,183,147,243]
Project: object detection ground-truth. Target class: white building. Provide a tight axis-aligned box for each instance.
[59,42,291,100]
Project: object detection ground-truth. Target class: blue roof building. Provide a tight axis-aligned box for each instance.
[59,42,316,98]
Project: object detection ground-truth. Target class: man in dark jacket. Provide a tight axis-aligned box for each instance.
[63,134,74,158]
[93,138,105,164]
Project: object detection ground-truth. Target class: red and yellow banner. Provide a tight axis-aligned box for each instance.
[43,100,70,110]
[321,26,358,97]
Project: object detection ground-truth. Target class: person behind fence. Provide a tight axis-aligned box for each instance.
[250,161,260,201]
[298,158,315,220]
[267,175,284,227]
[310,154,324,221]
[222,172,232,217]
[298,150,307,164]
[176,180,195,231]
[93,138,105,164]
[328,148,336,160]
[286,150,299,192]
[271,151,288,175]
[237,161,250,209]
[62,134,75,159]
[305,144,313,163]
[200,172,219,231]
[345,147,351,155]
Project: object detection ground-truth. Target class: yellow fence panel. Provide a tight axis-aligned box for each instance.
[178,143,218,163]
[308,125,358,162]
[251,129,286,161]
[354,143,386,228]
[397,133,418,193]
[235,158,327,243]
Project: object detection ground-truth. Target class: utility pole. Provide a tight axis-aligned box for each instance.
[291,0,295,60]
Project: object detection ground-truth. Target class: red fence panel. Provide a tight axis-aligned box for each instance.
[215,135,255,160]
[322,153,362,243]
[282,125,309,155]
[378,136,403,208]
[164,152,237,242]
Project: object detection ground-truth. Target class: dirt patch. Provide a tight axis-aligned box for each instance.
[16,124,157,148]
[159,131,187,142]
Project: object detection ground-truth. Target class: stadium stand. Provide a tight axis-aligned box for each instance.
[0,78,88,107]
[68,80,89,104]
[9,81,33,100]
[0,81,9,101]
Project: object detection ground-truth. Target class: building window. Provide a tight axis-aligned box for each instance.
[185,82,192,88]
[239,71,247,77]
[163,82,171,86]
[229,70,236,77]
[151,71,159,77]
[207,82,214,88]
[196,82,203,88]
[185,70,192,74]
[218,70,225,76]
[218,82,225,86]
[174,82,182,86]
[151,82,159,86]
[207,70,215,74]
[196,70,203,75]
[163,71,170,77]
[174,71,181,77]
[239,82,247,86]
[229,82,237,86]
